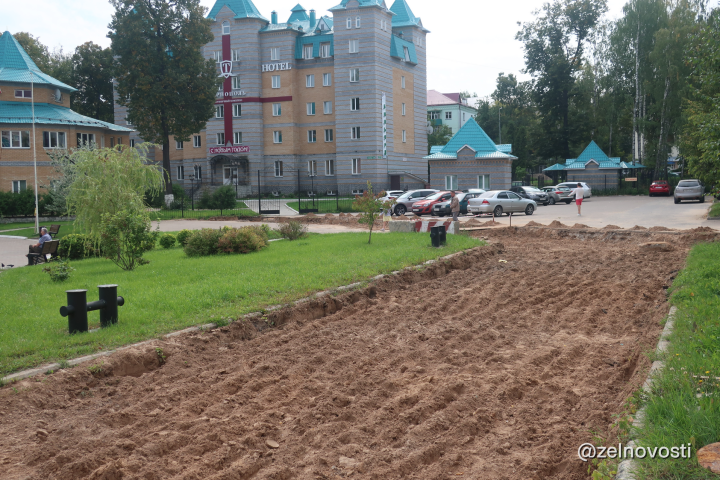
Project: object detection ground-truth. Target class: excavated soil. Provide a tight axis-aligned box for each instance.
[0,229,704,480]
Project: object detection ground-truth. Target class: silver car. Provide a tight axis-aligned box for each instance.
[557,182,592,199]
[467,190,537,216]
[541,186,574,205]
[392,189,438,215]
[674,179,705,204]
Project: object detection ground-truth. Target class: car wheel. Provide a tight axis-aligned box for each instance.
[525,204,535,216]
[700,196,706,203]
[395,205,406,215]
[649,193,653,197]
[565,199,572,204]
[674,197,680,204]
[548,197,556,205]
[493,205,503,217]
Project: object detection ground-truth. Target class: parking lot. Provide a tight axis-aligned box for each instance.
[457,195,714,230]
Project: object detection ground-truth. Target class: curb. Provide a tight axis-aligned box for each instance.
[614,305,677,480]
[1,245,481,385]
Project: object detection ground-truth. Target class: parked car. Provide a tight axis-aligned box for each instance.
[412,191,453,216]
[461,188,487,194]
[674,179,705,203]
[392,189,438,215]
[467,190,537,216]
[378,190,406,203]
[432,192,481,216]
[557,182,592,199]
[541,186,573,204]
[649,180,670,196]
[510,186,549,205]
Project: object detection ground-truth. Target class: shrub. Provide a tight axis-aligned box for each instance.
[197,190,215,209]
[42,258,75,282]
[99,210,158,270]
[176,229,193,246]
[184,228,224,257]
[58,234,95,260]
[213,186,237,213]
[217,227,268,254]
[276,221,308,241]
[159,233,177,249]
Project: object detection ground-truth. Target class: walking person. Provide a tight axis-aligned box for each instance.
[572,183,584,216]
[449,191,460,222]
[381,205,392,231]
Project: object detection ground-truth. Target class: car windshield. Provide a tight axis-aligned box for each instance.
[556,186,570,191]
[425,192,446,201]
[524,187,542,193]
[678,180,698,187]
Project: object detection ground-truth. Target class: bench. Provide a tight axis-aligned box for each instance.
[48,224,61,238]
[28,240,59,266]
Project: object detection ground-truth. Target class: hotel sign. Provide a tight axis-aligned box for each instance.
[209,145,250,155]
[261,62,292,72]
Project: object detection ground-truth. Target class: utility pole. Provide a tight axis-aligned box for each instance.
[498,104,502,144]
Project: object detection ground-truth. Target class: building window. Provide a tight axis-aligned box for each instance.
[232,76,241,89]
[308,130,316,143]
[193,135,201,147]
[323,101,332,114]
[270,47,279,60]
[445,111,452,120]
[352,158,361,175]
[324,129,333,142]
[403,46,411,62]
[320,43,330,58]
[271,75,280,88]
[194,165,202,179]
[346,17,351,29]
[233,103,242,117]
[274,161,283,177]
[232,49,240,61]
[308,160,317,176]
[462,112,466,122]
[303,44,313,59]
[273,131,282,143]
[42,131,66,149]
[216,133,225,145]
[215,105,224,118]
[429,111,440,120]
[213,51,222,63]
[1,130,30,148]
[356,16,361,28]
[351,97,360,110]
[222,21,230,35]
[176,166,184,180]
[130,139,136,148]
[110,137,115,147]
[176,140,183,150]
[478,175,490,190]
[11,180,26,193]
[272,103,281,116]
[306,74,315,87]
[402,103,406,115]
[76,133,95,147]
[349,40,359,53]
[445,175,458,190]
[325,159,335,176]
[117,137,123,145]
[306,102,315,115]
[351,127,360,139]
[323,73,331,86]
[402,130,406,142]
[234,132,242,144]
[401,76,406,88]
[14,90,31,98]
[349,68,359,82]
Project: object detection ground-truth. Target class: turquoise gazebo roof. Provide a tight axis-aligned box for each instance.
[207,0,268,21]
[424,118,516,160]
[564,141,626,170]
[543,163,566,171]
[0,32,76,92]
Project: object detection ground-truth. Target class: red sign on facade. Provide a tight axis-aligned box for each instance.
[209,145,250,155]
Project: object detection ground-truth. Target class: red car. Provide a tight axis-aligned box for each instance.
[649,180,670,196]
[411,191,453,216]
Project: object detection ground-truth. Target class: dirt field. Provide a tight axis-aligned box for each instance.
[0,227,711,480]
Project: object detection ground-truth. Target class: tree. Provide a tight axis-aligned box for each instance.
[428,124,453,153]
[14,32,73,87]
[109,0,220,196]
[516,0,607,160]
[72,43,115,123]
[352,182,393,244]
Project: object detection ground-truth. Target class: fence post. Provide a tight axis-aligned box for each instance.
[258,170,261,215]
[336,187,339,211]
[181,196,184,218]
[297,168,301,213]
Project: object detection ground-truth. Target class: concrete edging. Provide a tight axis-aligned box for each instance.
[614,305,677,480]
[1,245,479,385]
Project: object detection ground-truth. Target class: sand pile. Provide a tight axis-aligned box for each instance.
[548,220,568,228]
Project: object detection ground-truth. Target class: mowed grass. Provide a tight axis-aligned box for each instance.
[286,200,356,214]
[708,201,720,218]
[0,220,75,233]
[0,232,482,376]
[634,241,720,479]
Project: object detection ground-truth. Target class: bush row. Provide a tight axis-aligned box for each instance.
[0,189,64,217]
[184,226,269,256]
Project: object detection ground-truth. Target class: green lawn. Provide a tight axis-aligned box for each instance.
[633,241,720,478]
[708,201,720,218]
[286,199,356,214]
[0,220,75,233]
[149,206,257,220]
[0,232,482,376]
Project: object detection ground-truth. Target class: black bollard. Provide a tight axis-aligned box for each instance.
[98,284,123,327]
[61,289,89,334]
[438,225,447,245]
[430,226,440,248]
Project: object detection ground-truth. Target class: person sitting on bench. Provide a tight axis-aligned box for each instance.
[29,227,52,254]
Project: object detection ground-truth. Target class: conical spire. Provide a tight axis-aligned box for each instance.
[207,0,267,21]
[0,31,42,73]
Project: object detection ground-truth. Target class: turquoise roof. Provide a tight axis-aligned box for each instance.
[207,0,268,21]
[0,32,76,92]
[543,163,567,171]
[287,4,310,23]
[430,146,443,154]
[497,144,512,154]
[564,141,627,170]
[576,140,609,164]
[295,32,334,58]
[424,119,516,160]
[389,35,417,64]
[0,101,132,131]
[389,0,428,31]
[329,0,387,11]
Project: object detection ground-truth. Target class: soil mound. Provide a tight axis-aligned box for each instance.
[524,221,544,227]
[548,220,568,228]
[465,218,483,225]
[688,226,716,232]
[630,225,648,230]
[649,226,674,231]
[571,223,591,229]
[603,225,622,230]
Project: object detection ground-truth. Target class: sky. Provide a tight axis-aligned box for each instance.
[2,0,718,99]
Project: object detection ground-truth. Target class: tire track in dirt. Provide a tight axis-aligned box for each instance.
[0,231,693,479]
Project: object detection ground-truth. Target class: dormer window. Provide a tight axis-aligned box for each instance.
[222,21,230,35]
[403,46,410,62]
[14,90,31,98]
[304,44,313,59]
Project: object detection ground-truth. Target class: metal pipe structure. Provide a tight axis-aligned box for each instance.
[60,285,125,333]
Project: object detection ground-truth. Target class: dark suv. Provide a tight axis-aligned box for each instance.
[510,186,549,206]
